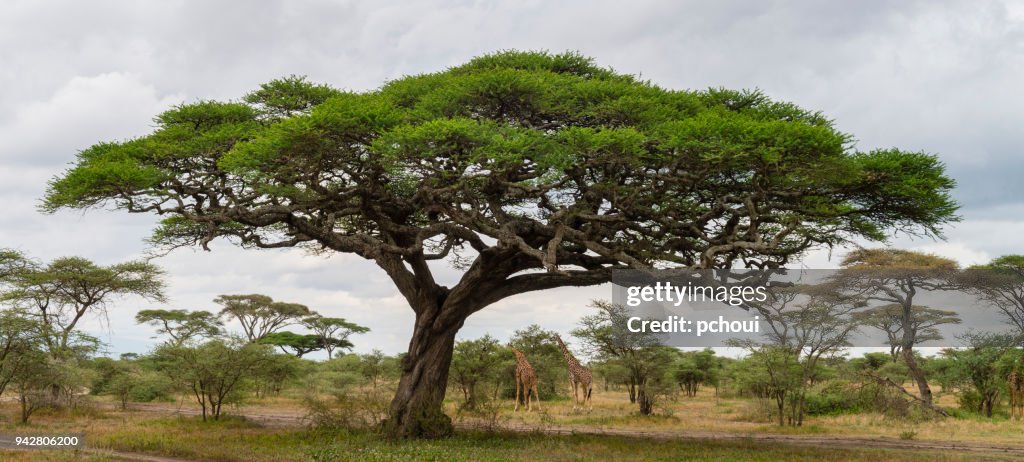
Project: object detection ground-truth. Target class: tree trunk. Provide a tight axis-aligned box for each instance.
[20,393,29,424]
[776,393,785,426]
[382,316,461,438]
[638,385,654,415]
[901,346,932,405]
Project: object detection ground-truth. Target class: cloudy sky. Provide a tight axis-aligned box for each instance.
[1,0,1022,357]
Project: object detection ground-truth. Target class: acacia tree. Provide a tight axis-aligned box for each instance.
[507,324,565,400]
[939,332,1018,417]
[214,294,311,342]
[0,309,43,397]
[963,256,1024,335]
[259,331,338,357]
[736,285,861,426]
[852,304,959,361]
[302,315,368,359]
[0,249,32,281]
[573,300,679,415]
[136,309,223,346]
[448,335,508,410]
[4,256,165,358]
[831,249,960,405]
[153,338,273,421]
[42,51,958,437]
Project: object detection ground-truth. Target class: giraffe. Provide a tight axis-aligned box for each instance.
[1009,371,1024,419]
[552,334,593,411]
[510,346,540,412]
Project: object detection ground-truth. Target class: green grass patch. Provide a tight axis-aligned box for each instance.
[81,416,1009,462]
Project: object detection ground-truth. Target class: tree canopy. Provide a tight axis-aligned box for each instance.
[41,50,960,438]
[302,315,368,359]
[136,309,223,347]
[3,255,165,358]
[214,294,311,342]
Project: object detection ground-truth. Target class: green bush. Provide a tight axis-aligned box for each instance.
[803,381,864,416]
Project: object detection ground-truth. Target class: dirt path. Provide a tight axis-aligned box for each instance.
[1,446,196,462]
[102,402,1024,457]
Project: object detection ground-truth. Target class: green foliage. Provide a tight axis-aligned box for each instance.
[572,300,680,415]
[152,338,275,420]
[802,380,865,416]
[96,358,174,408]
[253,351,305,397]
[301,314,368,359]
[136,308,222,347]
[260,331,331,357]
[0,308,45,397]
[244,75,342,119]
[507,324,566,399]
[936,332,1020,416]
[309,354,366,396]
[674,349,720,397]
[45,50,958,270]
[356,349,401,388]
[214,294,312,342]
[448,335,511,410]
[2,253,165,359]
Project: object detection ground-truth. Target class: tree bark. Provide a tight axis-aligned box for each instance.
[382,312,462,438]
[901,346,933,405]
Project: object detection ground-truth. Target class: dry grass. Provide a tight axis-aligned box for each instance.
[0,382,1021,461]
[451,384,1024,445]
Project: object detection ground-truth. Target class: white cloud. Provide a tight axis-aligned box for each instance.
[0,72,181,166]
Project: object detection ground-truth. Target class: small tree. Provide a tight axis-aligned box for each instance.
[508,324,565,400]
[0,309,43,397]
[734,284,861,425]
[302,315,368,359]
[939,332,1018,417]
[572,300,679,415]
[963,256,1024,335]
[853,304,959,361]
[154,338,273,420]
[136,309,223,347]
[215,294,311,342]
[831,249,960,405]
[358,350,400,389]
[260,331,333,358]
[674,349,719,397]
[4,256,165,359]
[254,352,303,397]
[736,346,802,425]
[10,349,59,423]
[448,335,508,410]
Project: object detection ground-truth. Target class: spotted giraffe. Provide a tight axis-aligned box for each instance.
[1009,371,1024,419]
[510,347,540,412]
[552,334,593,411]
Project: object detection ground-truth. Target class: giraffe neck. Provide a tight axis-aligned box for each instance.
[556,337,581,368]
[512,350,532,369]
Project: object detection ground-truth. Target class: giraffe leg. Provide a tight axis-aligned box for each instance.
[528,381,536,413]
[572,380,580,411]
[525,384,531,412]
[514,375,521,412]
[525,383,530,412]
